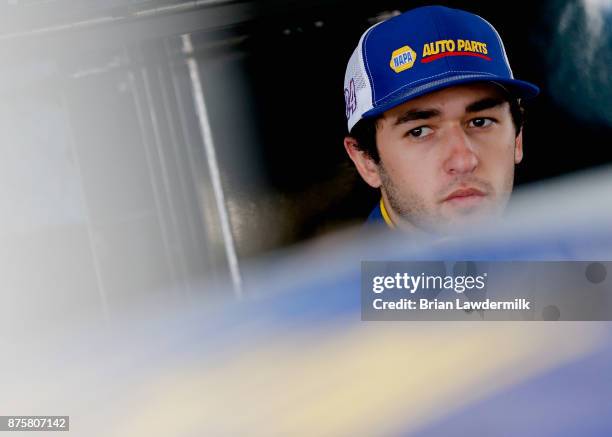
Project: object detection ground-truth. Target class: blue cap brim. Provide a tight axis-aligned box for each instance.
[362,74,540,119]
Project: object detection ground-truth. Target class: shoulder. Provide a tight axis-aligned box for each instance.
[366,203,384,224]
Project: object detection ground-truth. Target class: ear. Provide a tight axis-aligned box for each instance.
[343,136,382,188]
[514,130,524,164]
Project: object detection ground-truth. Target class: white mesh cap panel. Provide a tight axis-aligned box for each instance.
[344,23,379,132]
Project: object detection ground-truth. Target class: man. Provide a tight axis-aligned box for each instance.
[343,5,539,234]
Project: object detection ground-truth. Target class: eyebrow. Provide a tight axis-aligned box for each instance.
[393,108,441,126]
[393,96,507,126]
[465,97,506,113]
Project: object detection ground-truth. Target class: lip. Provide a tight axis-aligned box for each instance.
[443,187,486,202]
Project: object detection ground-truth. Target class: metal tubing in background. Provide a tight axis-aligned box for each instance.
[127,66,182,295]
[182,33,243,298]
[141,65,192,296]
[164,38,230,287]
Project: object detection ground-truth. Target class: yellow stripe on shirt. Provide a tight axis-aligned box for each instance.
[380,198,395,229]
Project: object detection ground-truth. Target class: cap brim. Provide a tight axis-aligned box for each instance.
[362,74,539,119]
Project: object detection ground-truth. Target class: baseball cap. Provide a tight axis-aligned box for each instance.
[344,5,539,132]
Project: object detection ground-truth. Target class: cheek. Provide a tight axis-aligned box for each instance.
[379,147,438,195]
[478,139,517,187]
[475,125,516,158]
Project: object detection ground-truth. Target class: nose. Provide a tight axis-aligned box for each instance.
[442,125,479,175]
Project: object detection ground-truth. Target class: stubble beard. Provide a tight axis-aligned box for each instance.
[378,161,515,234]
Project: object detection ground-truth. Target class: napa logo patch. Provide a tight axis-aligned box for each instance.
[390,45,417,73]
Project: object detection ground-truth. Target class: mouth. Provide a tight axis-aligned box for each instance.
[443,187,487,205]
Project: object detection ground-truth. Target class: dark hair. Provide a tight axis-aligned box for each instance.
[349,96,524,164]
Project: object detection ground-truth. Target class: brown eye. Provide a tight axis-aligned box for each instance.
[408,126,433,138]
[469,118,493,128]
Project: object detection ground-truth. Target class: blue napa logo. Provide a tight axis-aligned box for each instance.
[390,45,417,73]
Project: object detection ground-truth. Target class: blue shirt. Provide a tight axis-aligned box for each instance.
[365,199,394,228]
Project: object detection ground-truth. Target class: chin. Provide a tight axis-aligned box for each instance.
[438,207,501,233]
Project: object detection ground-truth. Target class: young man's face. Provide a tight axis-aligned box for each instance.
[347,82,523,234]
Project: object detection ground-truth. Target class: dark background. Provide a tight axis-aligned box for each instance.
[220,0,612,252]
[1,0,610,260]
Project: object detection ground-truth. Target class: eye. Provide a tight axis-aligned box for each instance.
[407,126,433,138]
[469,118,494,128]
